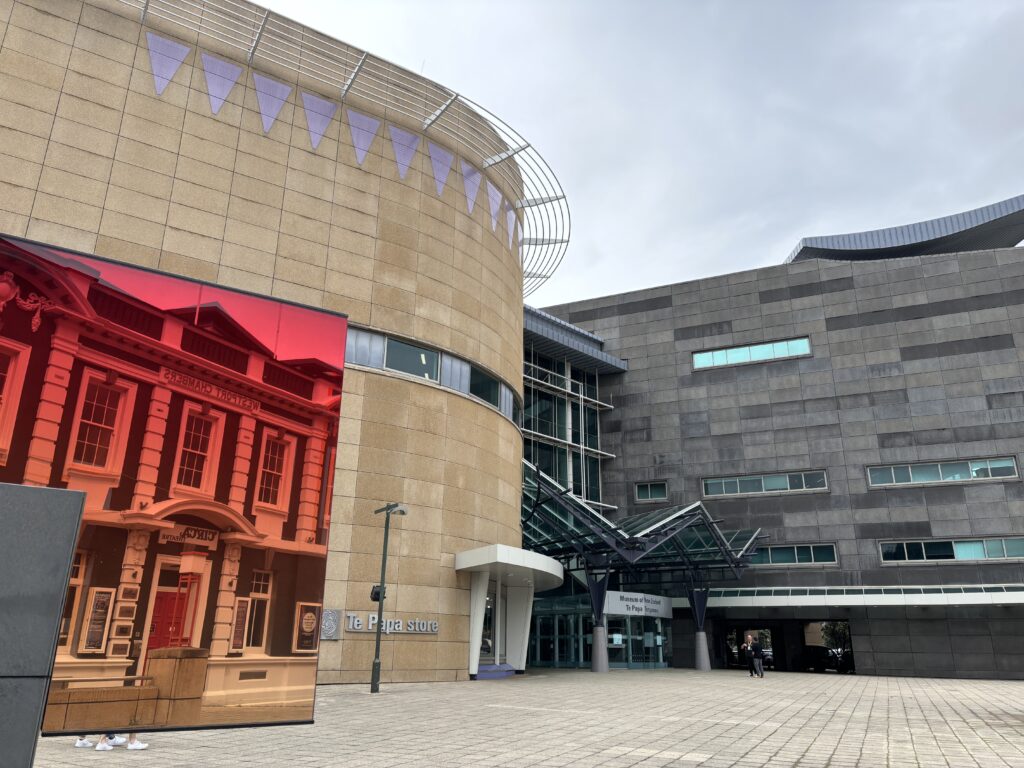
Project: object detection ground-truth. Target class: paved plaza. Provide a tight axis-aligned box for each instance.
[33,669,1024,768]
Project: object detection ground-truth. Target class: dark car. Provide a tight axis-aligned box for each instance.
[799,645,854,673]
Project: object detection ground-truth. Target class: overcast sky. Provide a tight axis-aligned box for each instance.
[260,0,1024,308]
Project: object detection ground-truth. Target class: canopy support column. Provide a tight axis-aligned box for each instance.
[687,585,711,671]
[585,562,610,673]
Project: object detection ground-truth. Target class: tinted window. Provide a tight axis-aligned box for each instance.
[385,339,439,381]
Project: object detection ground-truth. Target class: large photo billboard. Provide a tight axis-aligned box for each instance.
[0,235,345,733]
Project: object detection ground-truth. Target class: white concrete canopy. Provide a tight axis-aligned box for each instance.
[455,545,563,676]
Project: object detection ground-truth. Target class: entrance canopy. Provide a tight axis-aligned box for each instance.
[522,461,761,581]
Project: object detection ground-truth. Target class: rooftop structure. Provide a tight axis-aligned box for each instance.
[787,193,1024,263]
[119,0,570,296]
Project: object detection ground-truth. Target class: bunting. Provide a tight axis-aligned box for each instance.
[486,180,502,232]
[200,53,241,115]
[346,109,381,165]
[461,160,482,215]
[427,142,453,197]
[388,125,421,179]
[146,32,190,96]
[506,206,517,249]
[252,73,292,133]
[301,92,337,150]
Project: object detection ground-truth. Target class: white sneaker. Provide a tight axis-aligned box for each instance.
[126,741,148,751]
[95,743,113,751]
[74,739,93,748]
[109,736,127,746]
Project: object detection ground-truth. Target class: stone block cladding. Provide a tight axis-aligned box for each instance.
[547,249,1024,677]
[0,0,527,683]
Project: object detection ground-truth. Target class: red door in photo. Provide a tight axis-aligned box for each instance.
[149,574,200,651]
[149,592,185,651]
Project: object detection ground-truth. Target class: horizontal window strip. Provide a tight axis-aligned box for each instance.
[703,470,827,497]
[868,457,1017,487]
[749,543,837,566]
[881,537,1024,563]
[693,337,810,370]
[758,276,854,305]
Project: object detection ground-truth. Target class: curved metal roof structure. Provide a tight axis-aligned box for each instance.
[788,194,1024,263]
[121,0,570,298]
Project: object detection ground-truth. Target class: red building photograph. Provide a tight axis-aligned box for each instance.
[0,236,346,732]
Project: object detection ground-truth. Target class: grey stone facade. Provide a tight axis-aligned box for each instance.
[546,248,1024,678]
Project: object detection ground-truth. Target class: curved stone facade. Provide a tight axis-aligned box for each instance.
[0,0,530,682]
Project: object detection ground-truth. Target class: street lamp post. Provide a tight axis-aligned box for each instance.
[370,502,405,693]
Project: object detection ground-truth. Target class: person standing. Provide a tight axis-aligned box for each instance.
[95,733,148,751]
[742,634,755,677]
[751,636,765,678]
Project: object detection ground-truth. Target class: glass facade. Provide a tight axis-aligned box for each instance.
[692,337,811,370]
[703,470,827,497]
[523,347,610,506]
[868,458,1018,487]
[528,593,671,669]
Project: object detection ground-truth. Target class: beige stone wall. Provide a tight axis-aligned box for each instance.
[320,368,522,683]
[0,0,527,682]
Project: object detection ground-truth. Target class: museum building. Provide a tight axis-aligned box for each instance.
[544,195,1024,679]
[0,0,566,687]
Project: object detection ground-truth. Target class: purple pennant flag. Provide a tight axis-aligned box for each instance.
[201,53,242,115]
[301,92,337,150]
[486,180,502,232]
[253,73,292,133]
[506,206,516,249]
[146,32,191,96]
[427,142,453,196]
[345,109,380,165]
[461,160,482,215]
[388,125,421,179]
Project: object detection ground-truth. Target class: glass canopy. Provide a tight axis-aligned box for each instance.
[522,461,762,580]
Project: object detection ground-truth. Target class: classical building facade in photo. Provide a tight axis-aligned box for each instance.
[545,196,1024,679]
[0,0,565,692]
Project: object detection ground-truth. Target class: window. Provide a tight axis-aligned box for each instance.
[384,338,439,381]
[234,570,272,653]
[868,457,1019,487]
[702,470,827,497]
[524,389,567,439]
[73,381,122,466]
[58,551,87,650]
[469,367,500,407]
[692,337,811,370]
[256,433,293,509]
[173,404,223,496]
[881,537,1024,562]
[750,544,837,566]
[0,339,28,465]
[635,481,668,502]
[65,369,137,478]
[177,412,215,488]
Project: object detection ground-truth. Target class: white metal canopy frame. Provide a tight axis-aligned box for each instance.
[123,0,571,298]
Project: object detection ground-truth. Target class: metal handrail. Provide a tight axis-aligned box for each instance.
[116,0,570,298]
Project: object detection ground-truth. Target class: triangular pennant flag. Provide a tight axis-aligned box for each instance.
[506,206,516,249]
[428,142,453,196]
[388,125,421,180]
[146,32,190,96]
[346,109,381,165]
[486,180,502,232]
[253,73,292,133]
[461,160,482,215]
[301,92,337,150]
[201,53,242,115]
